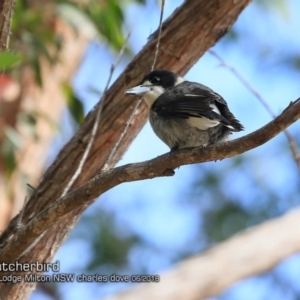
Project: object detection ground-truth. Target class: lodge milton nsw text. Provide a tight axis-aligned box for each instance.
[0,261,160,283]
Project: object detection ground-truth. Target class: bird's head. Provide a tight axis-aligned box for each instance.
[124,70,185,107]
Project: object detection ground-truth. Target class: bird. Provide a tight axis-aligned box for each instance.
[124,69,243,151]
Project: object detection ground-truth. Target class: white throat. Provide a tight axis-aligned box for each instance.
[143,76,185,107]
[143,85,165,107]
[174,76,185,85]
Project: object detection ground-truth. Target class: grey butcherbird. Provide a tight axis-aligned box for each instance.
[124,70,244,151]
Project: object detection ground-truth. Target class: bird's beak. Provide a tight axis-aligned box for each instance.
[124,85,151,96]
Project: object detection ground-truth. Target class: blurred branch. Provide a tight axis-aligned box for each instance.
[1,98,300,262]
[0,0,15,50]
[210,50,300,173]
[102,207,300,300]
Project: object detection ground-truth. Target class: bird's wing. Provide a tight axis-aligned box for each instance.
[152,84,233,127]
[208,91,244,132]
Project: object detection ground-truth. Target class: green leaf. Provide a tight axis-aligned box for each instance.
[18,111,37,126]
[256,0,290,19]
[0,52,22,69]
[1,127,22,176]
[57,2,99,38]
[4,127,22,149]
[62,83,85,124]
[31,56,43,87]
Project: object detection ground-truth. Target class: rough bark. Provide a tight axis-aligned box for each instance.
[102,207,300,300]
[0,0,15,50]
[0,0,17,231]
[0,0,252,298]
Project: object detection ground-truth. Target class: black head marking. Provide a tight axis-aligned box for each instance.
[141,70,178,89]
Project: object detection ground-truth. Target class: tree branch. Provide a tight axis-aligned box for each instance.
[102,206,300,300]
[209,50,300,173]
[0,0,15,50]
[1,98,299,263]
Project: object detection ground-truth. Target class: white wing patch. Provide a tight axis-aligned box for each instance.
[185,93,204,97]
[187,117,220,130]
[187,104,220,130]
[211,103,220,114]
[187,104,235,130]
[175,76,185,85]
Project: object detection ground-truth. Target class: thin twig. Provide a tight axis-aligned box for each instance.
[15,196,29,231]
[61,32,132,197]
[151,0,165,71]
[102,99,141,171]
[102,1,166,171]
[209,50,300,172]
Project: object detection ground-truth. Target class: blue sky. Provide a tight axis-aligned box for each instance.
[31,0,300,299]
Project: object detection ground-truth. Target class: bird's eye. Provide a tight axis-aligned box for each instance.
[152,76,160,84]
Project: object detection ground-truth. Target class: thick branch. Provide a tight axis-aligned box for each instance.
[102,207,300,300]
[0,0,15,50]
[1,98,299,262]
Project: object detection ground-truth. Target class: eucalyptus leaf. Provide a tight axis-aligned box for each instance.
[0,52,22,69]
[62,83,85,124]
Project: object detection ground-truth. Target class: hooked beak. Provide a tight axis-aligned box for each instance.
[124,85,151,96]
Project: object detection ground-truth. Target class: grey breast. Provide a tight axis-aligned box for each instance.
[149,111,211,149]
